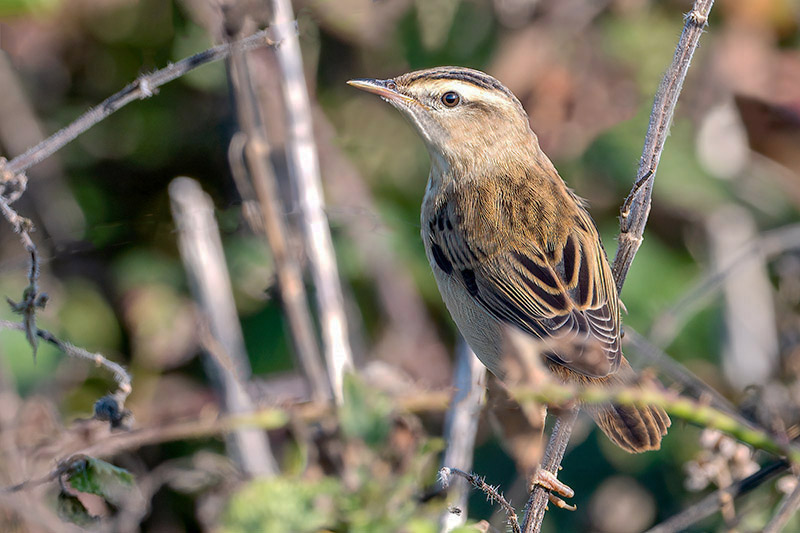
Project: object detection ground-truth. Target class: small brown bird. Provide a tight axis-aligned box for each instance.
[348,67,669,453]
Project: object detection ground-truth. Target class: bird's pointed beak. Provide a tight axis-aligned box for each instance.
[347,78,416,106]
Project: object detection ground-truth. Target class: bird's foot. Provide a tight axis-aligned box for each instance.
[530,468,577,511]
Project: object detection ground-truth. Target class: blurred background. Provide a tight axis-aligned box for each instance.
[1,0,800,531]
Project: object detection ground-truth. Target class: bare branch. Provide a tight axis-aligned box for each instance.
[521,407,579,533]
[0,53,85,241]
[270,0,354,404]
[0,26,290,432]
[0,319,132,403]
[523,1,715,530]
[0,188,43,358]
[3,28,282,177]
[612,0,714,291]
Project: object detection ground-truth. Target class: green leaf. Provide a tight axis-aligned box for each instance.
[339,373,393,448]
[66,456,135,508]
[57,491,97,527]
[221,477,338,533]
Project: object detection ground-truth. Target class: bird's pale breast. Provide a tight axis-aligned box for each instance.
[426,244,507,377]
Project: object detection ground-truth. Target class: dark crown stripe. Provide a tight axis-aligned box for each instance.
[403,68,513,98]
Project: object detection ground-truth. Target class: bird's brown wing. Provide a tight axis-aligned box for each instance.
[428,207,621,378]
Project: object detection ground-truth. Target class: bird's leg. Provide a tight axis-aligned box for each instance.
[530,468,577,511]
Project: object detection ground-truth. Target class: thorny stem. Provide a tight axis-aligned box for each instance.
[523,2,716,531]
[522,408,579,533]
[0,189,41,357]
[611,1,715,292]
[440,467,520,533]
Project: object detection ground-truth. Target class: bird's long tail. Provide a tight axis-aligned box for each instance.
[549,358,671,453]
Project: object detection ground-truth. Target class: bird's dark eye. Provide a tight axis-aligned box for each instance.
[441,91,460,107]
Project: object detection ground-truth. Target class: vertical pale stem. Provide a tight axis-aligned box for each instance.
[439,340,487,532]
[270,0,354,404]
[170,177,277,476]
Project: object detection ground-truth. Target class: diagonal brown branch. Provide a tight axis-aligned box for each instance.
[613,0,715,292]
[3,28,282,177]
[645,460,789,533]
[522,2,715,531]
[521,407,579,532]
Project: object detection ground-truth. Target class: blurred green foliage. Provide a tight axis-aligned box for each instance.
[58,456,141,525]
[223,376,453,532]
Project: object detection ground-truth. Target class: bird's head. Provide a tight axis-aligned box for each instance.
[348,67,537,175]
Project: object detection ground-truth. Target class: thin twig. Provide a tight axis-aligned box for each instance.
[0,52,85,241]
[3,27,284,177]
[270,0,354,404]
[4,390,451,493]
[645,460,790,533]
[439,340,487,532]
[440,467,521,533]
[226,26,331,403]
[0,190,43,358]
[522,1,715,530]
[764,477,800,533]
[612,1,714,291]
[0,319,132,401]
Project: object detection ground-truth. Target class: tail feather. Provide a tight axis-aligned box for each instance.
[591,402,670,453]
[549,357,671,453]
